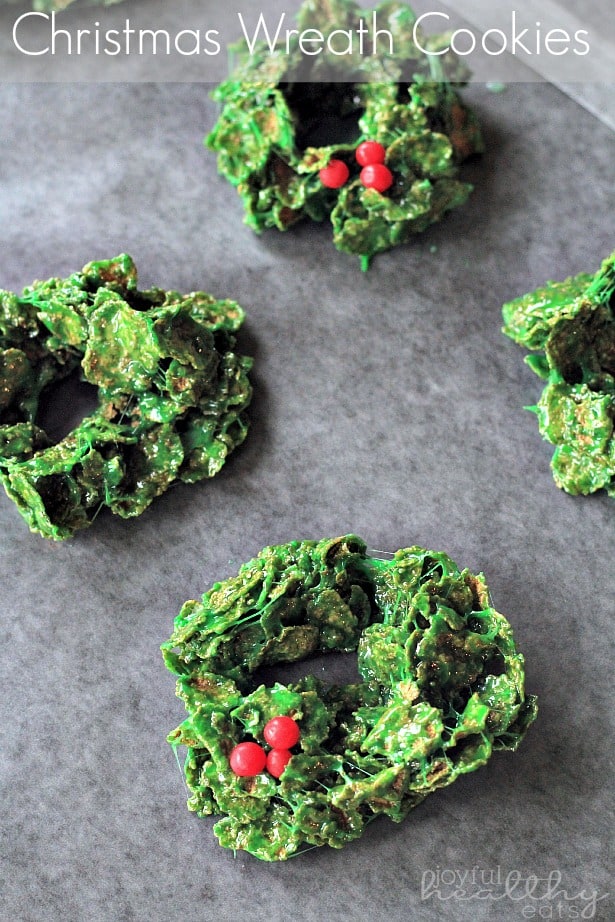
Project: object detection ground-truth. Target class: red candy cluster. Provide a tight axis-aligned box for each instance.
[318,140,393,193]
[229,715,300,780]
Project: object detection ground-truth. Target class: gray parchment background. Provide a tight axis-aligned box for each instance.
[0,69,614,922]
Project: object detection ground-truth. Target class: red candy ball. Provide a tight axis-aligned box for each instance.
[229,741,267,777]
[263,715,300,749]
[360,163,394,193]
[266,748,293,779]
[356,140,386,166]
[319,159,349,189]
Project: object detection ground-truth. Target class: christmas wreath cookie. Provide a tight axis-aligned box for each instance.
[0,255,252,539]
[207,0,483,269]
[503,250,615,497]
[163,535,537,861]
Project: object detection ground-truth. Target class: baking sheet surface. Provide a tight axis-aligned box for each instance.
[0,70,614,922]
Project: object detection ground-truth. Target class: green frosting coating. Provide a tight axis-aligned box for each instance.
[0,255,252,539]
[163,535,537,861]
[503,251,615,497]
[207,0,483,269]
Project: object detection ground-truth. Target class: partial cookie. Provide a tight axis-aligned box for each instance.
[503,251,615,497]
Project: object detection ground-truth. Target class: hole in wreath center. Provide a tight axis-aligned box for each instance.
[255,650,363,690]
[36,370,100,445]
[282,82,364,151]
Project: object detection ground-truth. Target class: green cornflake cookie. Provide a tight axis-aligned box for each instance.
[503,251,615,497]
[0,255,252,539]
[207,0,483,270]
[163,535,537,861]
